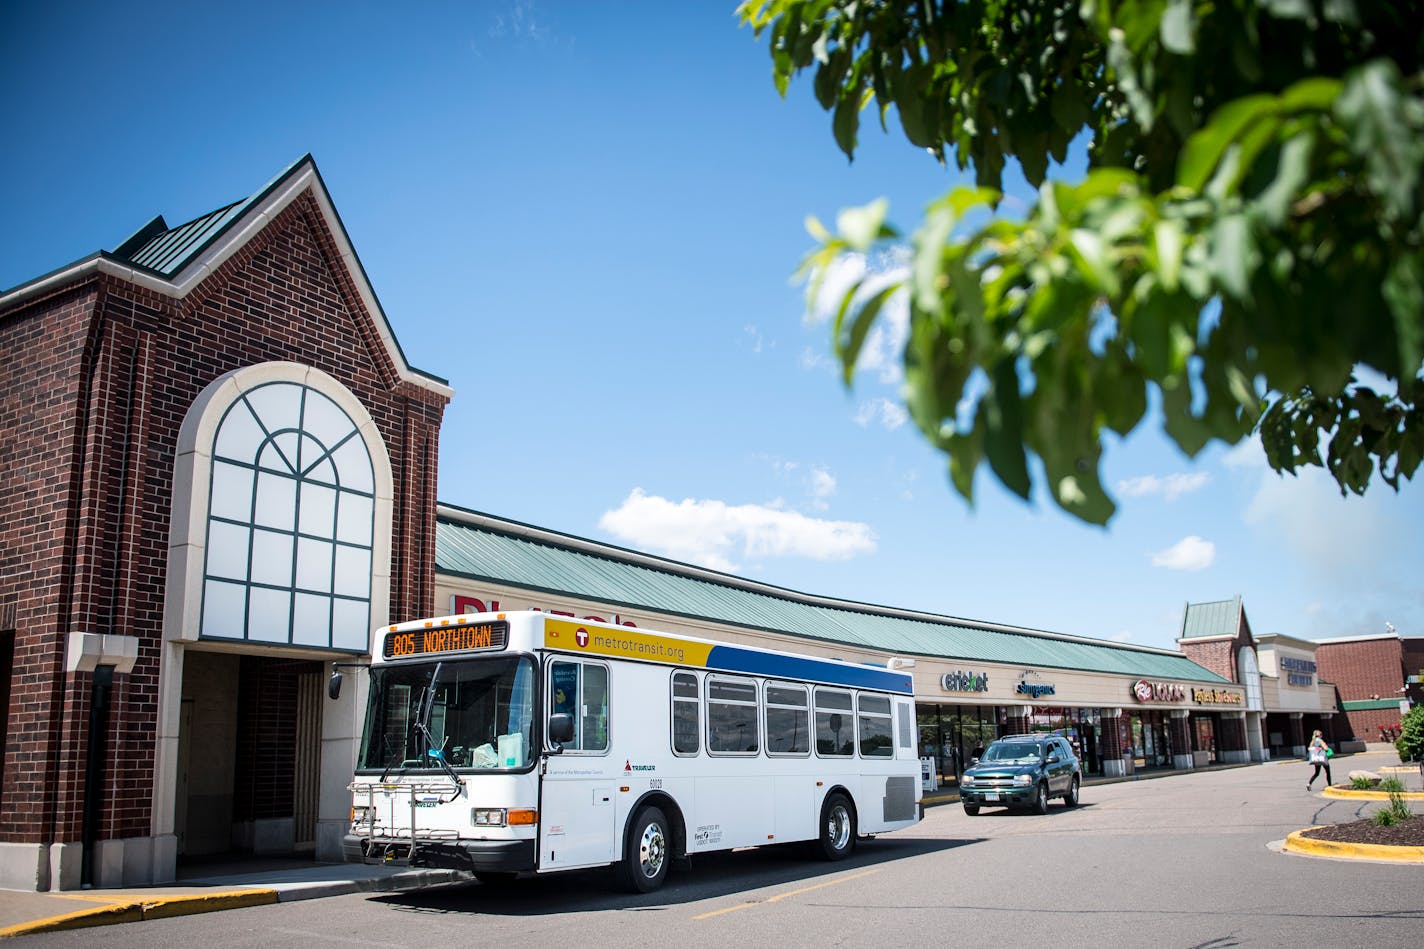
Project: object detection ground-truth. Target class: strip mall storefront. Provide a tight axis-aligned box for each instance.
[436,566,1248,792]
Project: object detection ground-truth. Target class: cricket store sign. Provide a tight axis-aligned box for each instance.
[1133,679,1187,703]
[941,670,990,693]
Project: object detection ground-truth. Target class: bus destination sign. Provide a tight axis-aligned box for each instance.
[384,620,508,659]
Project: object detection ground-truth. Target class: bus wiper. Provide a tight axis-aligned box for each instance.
[412,662,463,792]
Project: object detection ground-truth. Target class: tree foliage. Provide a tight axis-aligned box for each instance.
[1399,704,1424,763]
[740,0,1424,523]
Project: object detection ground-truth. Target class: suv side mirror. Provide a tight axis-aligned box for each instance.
[1046,753,1060,764]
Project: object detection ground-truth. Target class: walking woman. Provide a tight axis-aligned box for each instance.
[1306,730,1333,790]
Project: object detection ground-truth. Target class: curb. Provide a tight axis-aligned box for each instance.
[0,868,475,939]
[1320,786,1424,801]
[1282,828,1424,864]
[0,889,278,938]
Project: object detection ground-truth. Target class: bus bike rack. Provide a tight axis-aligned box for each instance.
[348,777,463,866]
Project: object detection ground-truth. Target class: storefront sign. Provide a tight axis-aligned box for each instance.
[453,594,638,628]
[1132,679,1186,703]
[1192,687,1244,706]
[1016,670,1056,699]
[1280,656,1316,687]
[941,670,990,693]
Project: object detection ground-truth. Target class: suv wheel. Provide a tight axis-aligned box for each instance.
[963,802,980,816]
[1031,782,1048,815]
[1064,775,1080,808]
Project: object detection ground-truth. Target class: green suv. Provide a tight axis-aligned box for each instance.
[959,735,1081,815]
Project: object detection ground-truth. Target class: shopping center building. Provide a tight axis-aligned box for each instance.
[0,157,1373,892]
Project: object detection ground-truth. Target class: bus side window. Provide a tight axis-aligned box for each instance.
[549,659,610,753]
[765,682,809,755]
[671,671,700,755]
[814,688,853,757]
[857,693,894,758]
[707,675,759,755]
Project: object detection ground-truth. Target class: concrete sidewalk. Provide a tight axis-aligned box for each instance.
[0,862,474,938]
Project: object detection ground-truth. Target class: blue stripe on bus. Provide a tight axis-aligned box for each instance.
[704,645,912,694]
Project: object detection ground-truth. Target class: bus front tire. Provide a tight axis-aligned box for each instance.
[809,792,856,861]
[617,805,670,893]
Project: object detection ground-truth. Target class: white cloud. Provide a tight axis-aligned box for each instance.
[1150,535,1216,571]
[742,324,770,354]
[1115,472,1210,501]
[599,488,876,571]
[854,397,909,431]
[1242,466,1387,581]
[808,466,836,505]
[1107,630,1135,643]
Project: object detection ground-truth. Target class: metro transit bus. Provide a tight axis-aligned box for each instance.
[335,610,924,892]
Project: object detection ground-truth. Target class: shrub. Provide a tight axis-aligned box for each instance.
[1371,788,1414,827]
[1397,706,1424,762]
[1351,775,1376,790]
[1378,776,1406,794]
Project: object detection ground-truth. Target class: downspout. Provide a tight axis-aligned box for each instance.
[80,665,115,888]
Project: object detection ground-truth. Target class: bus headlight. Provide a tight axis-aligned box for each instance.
[350,805,371,826]
[472,808,538,827]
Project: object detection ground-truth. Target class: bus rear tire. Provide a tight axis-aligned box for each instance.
[809,792,856,861]
[617,805,670,893]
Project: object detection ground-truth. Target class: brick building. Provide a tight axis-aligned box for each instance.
[1177,596,1340,759]
[0,156,450,890]
[1315,633,1424,742]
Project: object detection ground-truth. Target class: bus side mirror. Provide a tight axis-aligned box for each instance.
[548,713,574,748]
[328,670,343,700]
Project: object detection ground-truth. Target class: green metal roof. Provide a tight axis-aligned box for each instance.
[1180,597,1241,640]
[435,508,1230,683]
[1341,699,1404,711]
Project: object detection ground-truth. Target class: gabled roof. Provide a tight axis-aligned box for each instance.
[436,505,1230,683]
[0,155,451,399]
[1179,596,1243,641]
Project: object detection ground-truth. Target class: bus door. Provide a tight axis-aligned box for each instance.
[540,657,616,869]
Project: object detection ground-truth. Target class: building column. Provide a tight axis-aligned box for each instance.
[1245,712,1268,762]
[1218,712,1251,764]
[1287,712,1306,757]
[1100,708,1128,778]
[1169,710,1194,770]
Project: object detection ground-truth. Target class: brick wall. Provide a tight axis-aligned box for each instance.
[1180,639,1236,681]
[1315,638,1407,739]
[0,188,448,849]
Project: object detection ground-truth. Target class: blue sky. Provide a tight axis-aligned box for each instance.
[4,1,1421,651]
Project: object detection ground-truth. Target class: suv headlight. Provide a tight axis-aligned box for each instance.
[1014,773,1033,786]
[960,775,974,787]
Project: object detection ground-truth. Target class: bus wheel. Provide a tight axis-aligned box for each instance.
[810,792,856,861]
[617,805,670,893]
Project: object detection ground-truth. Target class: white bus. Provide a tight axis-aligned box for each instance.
[334,610,923,891]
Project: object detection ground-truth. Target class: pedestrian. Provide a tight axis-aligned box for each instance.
[1305,730,1332,790]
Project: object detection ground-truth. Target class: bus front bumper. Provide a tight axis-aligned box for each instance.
[343,834,537,873]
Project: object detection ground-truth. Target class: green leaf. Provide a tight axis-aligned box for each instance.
[982,359,1031,499]
[1209,214,1258,300]
[1178,93,1277,191]
[1383,253,1424,379]
[834,281,901,385]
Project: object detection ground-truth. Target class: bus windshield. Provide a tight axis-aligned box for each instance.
[358,655,535,772]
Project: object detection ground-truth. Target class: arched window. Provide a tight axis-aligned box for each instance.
[199,381,374,651]
[1238,648,1263,712]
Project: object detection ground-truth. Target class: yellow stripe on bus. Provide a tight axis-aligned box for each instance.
[543,618,713,667]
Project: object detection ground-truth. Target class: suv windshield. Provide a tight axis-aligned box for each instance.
[358,655,535,772]
[981,741,1045,763]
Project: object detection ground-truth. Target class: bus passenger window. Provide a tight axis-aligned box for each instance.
[765,682,809,755]
[707,676,758,755]
[815,688,854,757]
[549,659,609,753]
[671,671,700,755]
[857,694,893,757]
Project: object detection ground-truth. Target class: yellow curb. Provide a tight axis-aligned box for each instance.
[1321,786,1424,800]
[1283,828,1424,863]
[0,889,277,939]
